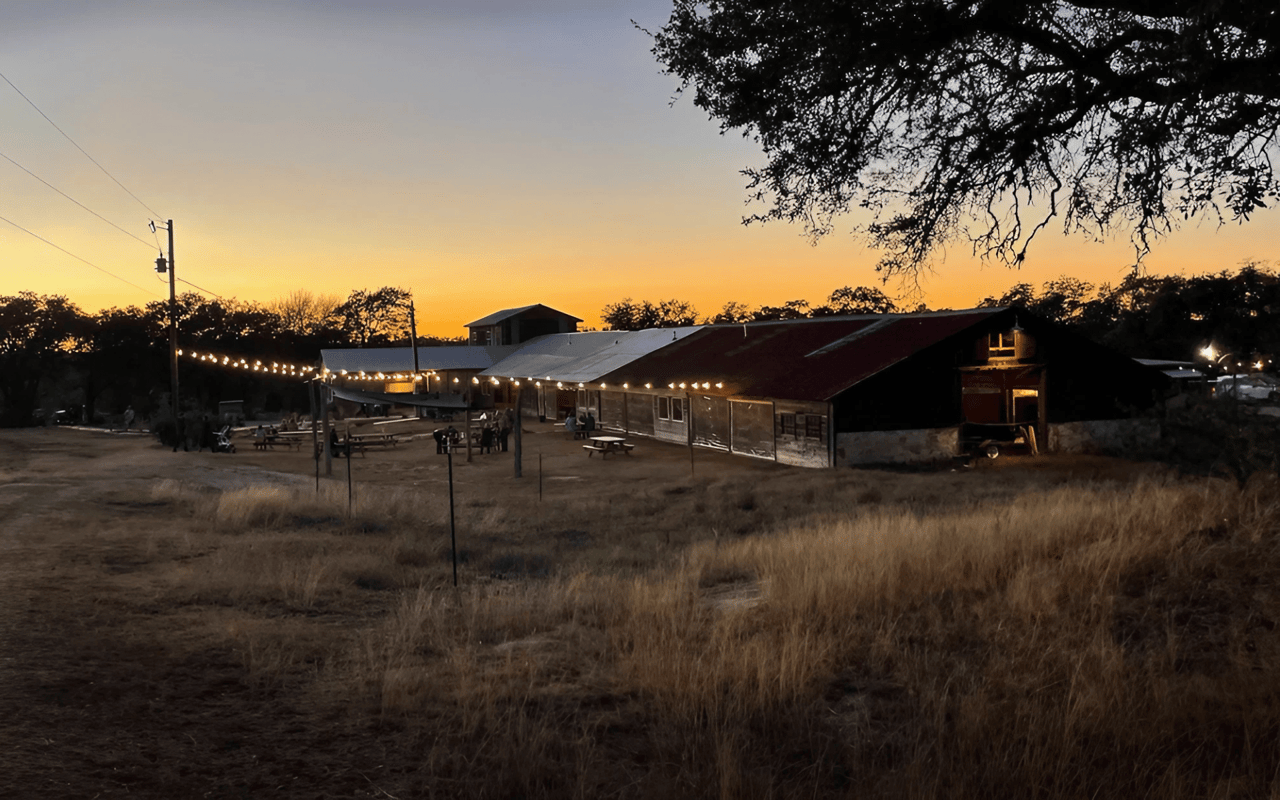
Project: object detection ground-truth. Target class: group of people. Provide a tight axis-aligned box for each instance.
[432,407,516,455]
[564,411,596,439]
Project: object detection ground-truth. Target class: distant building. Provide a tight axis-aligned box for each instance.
[465,304,581,346]
[318,304,1170,466]
[485,308,1169,467]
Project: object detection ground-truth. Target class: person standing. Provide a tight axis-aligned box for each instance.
[499,408,513,452]
[122,406,135,432]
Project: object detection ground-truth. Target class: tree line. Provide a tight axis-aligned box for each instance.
[0,287,458,427]
[4,263,1277,427]
[602,263,1280,370]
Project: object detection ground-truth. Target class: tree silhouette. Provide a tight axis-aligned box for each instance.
[0,293,83,425]
[649,1,1280,276]
[329,287,413,347]
[601,298,700,330]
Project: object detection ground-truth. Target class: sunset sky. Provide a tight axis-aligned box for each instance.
[2,0,1277,338]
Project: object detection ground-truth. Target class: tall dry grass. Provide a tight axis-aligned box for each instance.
[333,474,1280,798]
[151,464,1280,797]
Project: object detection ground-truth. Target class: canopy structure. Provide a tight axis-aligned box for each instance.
[328,384,467,409]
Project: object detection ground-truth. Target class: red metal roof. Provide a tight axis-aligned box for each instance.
[597,309,1007,401]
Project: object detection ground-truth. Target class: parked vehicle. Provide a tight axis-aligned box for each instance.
[959,422,1032,459]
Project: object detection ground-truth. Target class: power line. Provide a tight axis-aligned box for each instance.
[176,277,225,300]
[0,69,165,219]
[0,212,160,297]
[0,148,154,249]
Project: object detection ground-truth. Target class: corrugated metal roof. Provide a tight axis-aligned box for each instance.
[321,345,522,374]
[479,327,703,383]
[465,304,583,328]
[595,309,1007,401]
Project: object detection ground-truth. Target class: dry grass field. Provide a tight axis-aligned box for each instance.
[1,423,1277,798]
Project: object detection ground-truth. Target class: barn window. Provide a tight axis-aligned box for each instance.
[657,396,670,420]
[804,415,825,439]
[989,330,1017,358]
[780,413,797,436]
[671,397,684,422]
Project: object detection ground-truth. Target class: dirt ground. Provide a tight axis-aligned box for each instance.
[0,423,798,799]
[0,423,1158,798]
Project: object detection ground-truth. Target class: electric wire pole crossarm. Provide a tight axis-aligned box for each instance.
[149,219,178,449]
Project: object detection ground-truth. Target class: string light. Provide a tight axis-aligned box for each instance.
[179,347,316,378]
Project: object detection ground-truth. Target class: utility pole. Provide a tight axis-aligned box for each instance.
[151,220,178,451]
[513,382,523,478]
[408,300,420,376]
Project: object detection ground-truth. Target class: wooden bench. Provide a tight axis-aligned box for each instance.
[255,436,302,451]
[583,444,609,457]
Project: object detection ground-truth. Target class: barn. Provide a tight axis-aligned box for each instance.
[318,306,1168,466]
[486,308,1167,467]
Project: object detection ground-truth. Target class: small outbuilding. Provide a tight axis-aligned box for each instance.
[466,304,581,347]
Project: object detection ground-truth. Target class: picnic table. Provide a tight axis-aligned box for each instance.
[583,435,634,458]
[254,431,306,450]
[314,432,400,458]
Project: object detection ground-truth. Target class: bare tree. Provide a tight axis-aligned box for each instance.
[268,290,340,336]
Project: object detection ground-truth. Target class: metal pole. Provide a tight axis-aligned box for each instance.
[513,384,523,478]
[408,301,420,413]
[448,445,458,587]
[321,383,333,476]
[538,451,542,502]
[310,379,319,494]
[166,220,179,451]
[345,430,353,516]
[687,392,695,478]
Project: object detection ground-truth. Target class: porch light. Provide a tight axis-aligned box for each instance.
[645,383,652,389]
[715,382,723,389]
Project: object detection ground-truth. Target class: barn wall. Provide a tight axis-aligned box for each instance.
[626,392,655,436]
[1047,419,1159,454]
[730,399,775,460]
[601,391,626,431]
[653,395,688,444]
[774,399,829,468]
[836,427,960,465]
[692,394,731,450]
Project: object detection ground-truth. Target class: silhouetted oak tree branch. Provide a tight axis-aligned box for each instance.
[648,0,1280,275]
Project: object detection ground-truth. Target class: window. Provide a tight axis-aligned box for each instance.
[780,413,797,436]
[671,398,684,422]
[804,415,825,439]
[988,330,1017,358]
[657,396,670,420]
